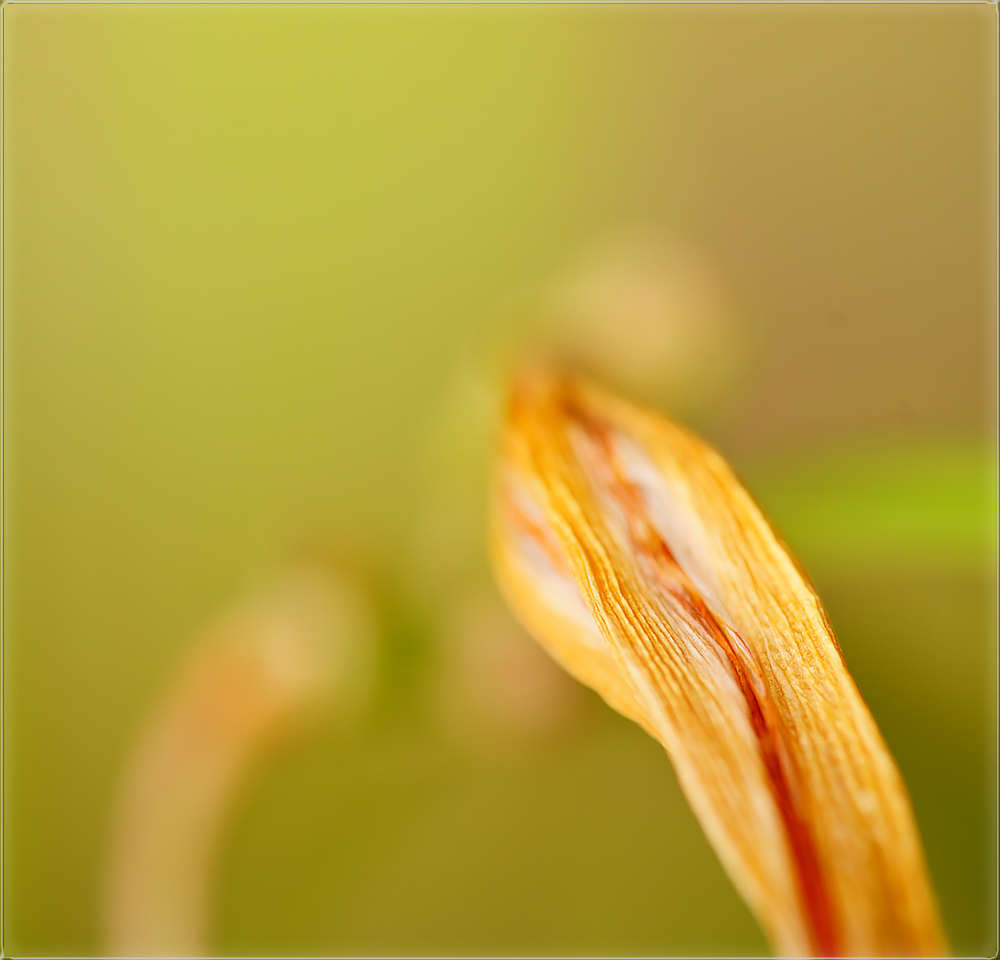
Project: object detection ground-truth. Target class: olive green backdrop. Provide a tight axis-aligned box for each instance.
[3,4,996,956]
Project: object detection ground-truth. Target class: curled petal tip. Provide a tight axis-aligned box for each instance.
[490,367,947,958]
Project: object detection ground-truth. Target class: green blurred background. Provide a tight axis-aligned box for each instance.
[3,4,996,956]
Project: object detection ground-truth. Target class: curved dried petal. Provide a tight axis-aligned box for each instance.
[103,567,375,956]
[489,366,946,957]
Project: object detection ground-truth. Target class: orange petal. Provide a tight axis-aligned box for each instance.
[489,365,946,958]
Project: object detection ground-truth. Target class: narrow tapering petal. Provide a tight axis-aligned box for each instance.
[490,366,946,958]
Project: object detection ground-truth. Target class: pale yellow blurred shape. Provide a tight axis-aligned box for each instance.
[432,590,582,755]
[538,228,745,415]
[103,566,375,957]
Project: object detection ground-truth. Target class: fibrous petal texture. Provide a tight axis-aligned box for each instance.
[490,367,946,957]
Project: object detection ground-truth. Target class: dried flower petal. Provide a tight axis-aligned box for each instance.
[103,566,374,957]
[489,366,946,957]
